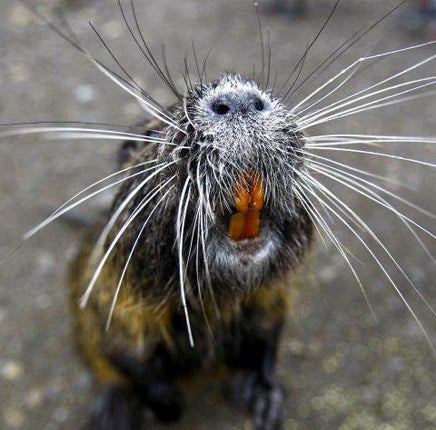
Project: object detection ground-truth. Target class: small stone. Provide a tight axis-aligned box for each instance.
[1,361,24,381]
[352,344,368,360]
[3,406,25,428]
[284,418,300,430]
[384,337,400,354]
[307,339,322,357]
[35,251,55,277]
[35,293,52,310]
[368,336,383,353]
[322,353,343,374]
[101,20,124,39]
[25,388,44,408]
[422,404,436,424]
[74,84,97,104]
[123,101,142,118]
[53,407,70,423]
[8,5,32,27]
[318,265,337,282]
[8,63,29,83]
[288,340,305,356]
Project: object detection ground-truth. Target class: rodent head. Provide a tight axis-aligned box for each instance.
[159,74,311,292]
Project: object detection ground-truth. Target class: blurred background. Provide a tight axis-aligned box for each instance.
[1,0,436,429]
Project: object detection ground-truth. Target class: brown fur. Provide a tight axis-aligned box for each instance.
[69,225,298,385]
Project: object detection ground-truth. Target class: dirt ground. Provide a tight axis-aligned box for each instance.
[1,0,436,429]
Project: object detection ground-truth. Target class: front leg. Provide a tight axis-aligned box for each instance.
[107,344,184,424]
[83,345,184,430]
[233,320,286,430]
[225,286,290,430]
[85,383,142,430]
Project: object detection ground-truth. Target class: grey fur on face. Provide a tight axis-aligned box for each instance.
[111,73,312,299]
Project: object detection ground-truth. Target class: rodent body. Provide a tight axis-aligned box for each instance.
[2,1,436,429]
[69,75,313,429]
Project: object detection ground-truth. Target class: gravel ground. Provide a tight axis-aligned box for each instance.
[1,1,436,429]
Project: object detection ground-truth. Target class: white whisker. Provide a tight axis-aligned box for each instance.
[306,146,436,168]
[23,161,167,241]
[308,162,436,262]
[176,178,195,347]
[300,150,436,220]
[294,180,376,320]
[105,179,175,331]
[308,164,435,240]
[0,127,167,143]
[89,58,185,134]
[80,169,174,309]
[306,134,436,147]
[298,53,436,122]
[299,79,436,129]
[300,171,436,341]
[87,160,178,271]
[291,41,436,114]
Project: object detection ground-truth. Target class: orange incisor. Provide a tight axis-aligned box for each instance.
[229,172,264,240]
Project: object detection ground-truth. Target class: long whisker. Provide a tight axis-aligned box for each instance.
[298,173,436,351]
[0,159,159,265]
[306,146,436,169]
[18,1,181,133]
[290,40,436,114]
[287,0,410,101]
[307,161,436,261]
[0,121,131,129]
[295,64,360,117]
[307,164,436,240]
[299,82,436,129]
[301,171,436,327]
[105,179,175,330]
[0,128,180,147]
[195,160,216,314]
[23,161,168,241]
[281,0,341,98]
[88,20,164,110]
[300,150,436,220]
[87,161,178,270]
[293,180,376,320]
[297,50,436,121]
[299,75,436,126]
[307,134,436,147]
[80,169,175,308]
[176,178,195,347]
[192,202,216,333]
[86,60,185,133]
[303,150,411,191]
[123,0,181,98]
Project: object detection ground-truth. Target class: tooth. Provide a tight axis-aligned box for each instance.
[230,172,264,241]
[243,210,260,238]
[229,212,246,240]
[250,178,264,210]
[234,183,250,212]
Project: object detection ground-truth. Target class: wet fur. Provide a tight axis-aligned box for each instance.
[3,1,435,429]
[70,76,314,429]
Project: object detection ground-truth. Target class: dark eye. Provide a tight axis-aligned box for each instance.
[254,98,264,111]
[212,102,230,115]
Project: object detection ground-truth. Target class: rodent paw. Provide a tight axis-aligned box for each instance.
[84,384,142,430]
[145,380,184,423]
[235,373,286,430]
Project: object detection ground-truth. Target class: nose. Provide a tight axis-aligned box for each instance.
[209,92,269,118]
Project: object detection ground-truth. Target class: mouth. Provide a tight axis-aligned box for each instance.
[228,171,264,241]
